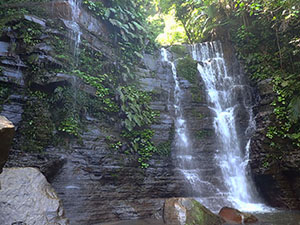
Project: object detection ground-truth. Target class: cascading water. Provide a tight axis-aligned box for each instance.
[161,48,225,211]
[161,43,271,213]
[63,0,82,61]
[161,48,193,174]
[191,41,270,212]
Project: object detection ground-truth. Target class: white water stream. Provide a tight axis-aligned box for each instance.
[161,42,272,212]
[192,41,270,211]
[161,49,195,186]
[62,0,82,61]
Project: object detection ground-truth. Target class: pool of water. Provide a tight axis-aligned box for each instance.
[99,211,300,225]
[253,211,300,225]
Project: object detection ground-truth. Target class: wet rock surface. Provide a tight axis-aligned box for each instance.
[250,78,300,209]
[3,42,256,223]
[0,167,69,225]
[219,207,258,224]
[1,1,300,223]
[164,198,225,225]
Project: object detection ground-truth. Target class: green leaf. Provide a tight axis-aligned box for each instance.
[134,51,143,58]
[132,21,146,32]
[109,18,123,28]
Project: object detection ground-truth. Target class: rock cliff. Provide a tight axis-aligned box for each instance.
[250,78,300,209]
[1,1,300,224]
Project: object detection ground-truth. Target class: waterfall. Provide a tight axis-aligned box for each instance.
[161,49,193,179]
[62,0,82,61]
[191,41,270,212]
[161,42,272,213]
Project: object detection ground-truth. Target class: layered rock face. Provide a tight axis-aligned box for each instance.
[250,79,300,209]
[0,167,68,225]
[5,50,188,224]
[1,13,258,223]
[0,4,187,221]
[2,1,300,224]
[0,116,14,173]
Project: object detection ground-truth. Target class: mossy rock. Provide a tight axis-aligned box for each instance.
[170,45,189,57]
[164,198,225,225]
[186,199,224,225]
[176,56,198,84]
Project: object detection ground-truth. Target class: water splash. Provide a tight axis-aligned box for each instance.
[191,41,271,212]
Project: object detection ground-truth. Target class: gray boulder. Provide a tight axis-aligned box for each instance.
[0,167,69,225]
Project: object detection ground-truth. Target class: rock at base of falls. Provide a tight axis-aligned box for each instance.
[0,116,15,173]
[163,198,225,225]
[0,167,69,225]
[219,207,258,224]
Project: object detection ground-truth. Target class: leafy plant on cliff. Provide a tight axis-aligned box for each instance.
[213,1,300,151]
[17,91,55,152]
[117,86,159,131]
[121,129,157,168]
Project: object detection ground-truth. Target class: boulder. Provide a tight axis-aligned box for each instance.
[218,207,258,224]
[164,198,225,225]
[0,116,14,173]
[0,167,69,225]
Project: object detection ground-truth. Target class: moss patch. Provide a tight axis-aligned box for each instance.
[190,86,202,102]
[186,199,224,225]
[195,129,213,140]
[170,45,188,57]
[176,56,198,83]
[17,91,54,152]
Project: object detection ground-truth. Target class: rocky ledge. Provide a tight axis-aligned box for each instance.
[250,78,300,209]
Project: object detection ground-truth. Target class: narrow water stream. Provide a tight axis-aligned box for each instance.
[62,0,82,61]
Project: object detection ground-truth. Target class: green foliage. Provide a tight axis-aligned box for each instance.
[122,129,157,168]
[156,141,172,156]
[191,109,205,120]
[18,91,55,152]
[155,124,174,156]
[155,0,223,43]
[83,0,156,64]
[58,116,80,137]
[11,20,42,47]
[190,86,202,102]
[176,56,198,83]
[195,129,213,140]
[117,86,159,131]
[0,0,163,169]
[229,0,300,149]
[170,45,188,57]
[83,0,106,19]
[73,70,119,113]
